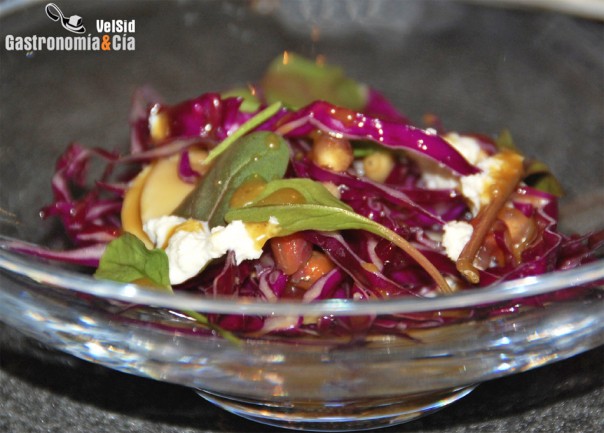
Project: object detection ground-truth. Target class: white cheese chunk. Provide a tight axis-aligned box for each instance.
[444,132,485,165]
[418,133,508,216]
[143,215,271,285]
[165,226,216,285]
[419,133,486,190]
[210,220,264,265]
[143,215,189,248]
[442,220,474,262]
[460,154,506,215]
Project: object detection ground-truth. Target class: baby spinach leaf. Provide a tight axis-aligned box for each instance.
[174,131,290,227]
[226,178,392,238]
[249,178,350,210]
[225,179,453,294]
[261,53,367,110]
[94,233,240,344]
[94,233,171,291]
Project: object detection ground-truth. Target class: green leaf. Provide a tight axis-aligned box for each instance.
[261,53,368,110]
[225,179,453,294]
[94,234,240,344]
[524,159,564,197]
[221,87,261,113]
[174,131,290,227]
[203,102,282,165]
[184,310,241,346]
[226,179,385,237]
[495,129,517,152]
[94,233,171,291]
[496,130,563,197]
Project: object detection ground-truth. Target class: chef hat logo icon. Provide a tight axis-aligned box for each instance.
[45,3,86,34]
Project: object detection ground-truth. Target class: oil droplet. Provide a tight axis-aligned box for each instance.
[265,133,281,150]
[328,106,358,128]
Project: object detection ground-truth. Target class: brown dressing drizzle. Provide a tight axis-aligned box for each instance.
[456,150,525,284]
[229,176,267,208]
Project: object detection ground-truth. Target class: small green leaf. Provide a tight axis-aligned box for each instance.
[174,131,290,227]
[94,233,171,291]
[95,234,241,344]
[352,141,386,158]
[184,310,241,346]
[524,159,564,196]
[496,130,563,197]
[495,129,517,152]
[225,179,453,293]
[221,87,261,113]
[261,53,368,110]
[203,102,282,165]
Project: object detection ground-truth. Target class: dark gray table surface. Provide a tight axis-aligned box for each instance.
[0,323,602,433]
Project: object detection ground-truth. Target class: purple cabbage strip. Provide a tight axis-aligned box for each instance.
[257,266,288,301]
[6,239,106,267]
[275,101,478,176]
[120,138,207,164]
[292,158,468,227]
[211,252,239,296]
[40,143,122,247]
[303,268,347,302]
[364,88,409,123]
[292,158,445,225]
[556,231,604,270]
[150,93,253,144]
[304,231,422,298]
[178,150,202,183]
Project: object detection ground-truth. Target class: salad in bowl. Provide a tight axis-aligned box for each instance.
[1,52,602,431]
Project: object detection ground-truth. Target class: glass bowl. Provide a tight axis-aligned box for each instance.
[1,1,603,431]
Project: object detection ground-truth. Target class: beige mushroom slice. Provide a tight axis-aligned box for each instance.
[121,148,210,249]
[139,149,208,224]
[121,165,154,248]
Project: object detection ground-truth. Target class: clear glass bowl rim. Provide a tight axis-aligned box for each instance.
[1,237,602,316]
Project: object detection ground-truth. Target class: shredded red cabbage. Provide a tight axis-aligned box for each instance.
[15,71,602,339]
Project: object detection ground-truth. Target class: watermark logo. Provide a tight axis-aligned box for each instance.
[4,2,136,52]
[45,3,86,34]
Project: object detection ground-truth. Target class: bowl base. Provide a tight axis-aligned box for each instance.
[195,385,476,431]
